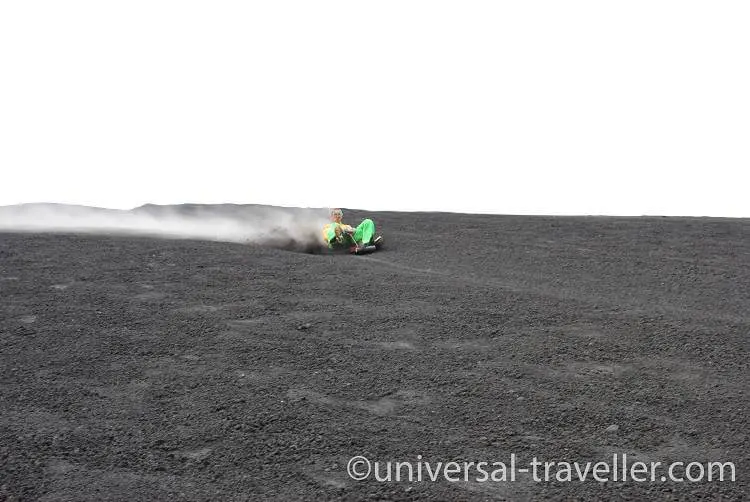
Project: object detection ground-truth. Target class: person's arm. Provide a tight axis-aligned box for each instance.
[323,223,341,244]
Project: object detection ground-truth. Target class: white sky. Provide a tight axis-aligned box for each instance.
[1,1,748,216]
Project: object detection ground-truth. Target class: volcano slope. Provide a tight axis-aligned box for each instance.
[1,207,748,501]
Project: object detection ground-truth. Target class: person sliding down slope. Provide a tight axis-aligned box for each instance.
[322,208,383,253]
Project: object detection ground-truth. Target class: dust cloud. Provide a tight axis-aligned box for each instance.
[0,203,331,253]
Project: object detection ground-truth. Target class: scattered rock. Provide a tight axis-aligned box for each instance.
[606,424,619,433]
[297,323,312,330]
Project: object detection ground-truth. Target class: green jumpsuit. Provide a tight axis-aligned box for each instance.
[322,219,376,249]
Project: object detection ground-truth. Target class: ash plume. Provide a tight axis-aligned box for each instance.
[0,203,330,253]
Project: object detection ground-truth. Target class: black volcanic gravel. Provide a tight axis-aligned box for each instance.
[1,208,748,500]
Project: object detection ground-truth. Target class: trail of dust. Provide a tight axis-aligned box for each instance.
[0,203,330,252]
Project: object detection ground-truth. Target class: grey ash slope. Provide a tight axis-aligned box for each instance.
[1,206,748,501]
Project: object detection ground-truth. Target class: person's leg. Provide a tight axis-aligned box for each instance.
[352,218,376,245]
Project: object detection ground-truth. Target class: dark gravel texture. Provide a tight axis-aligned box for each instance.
[1,206,748,500]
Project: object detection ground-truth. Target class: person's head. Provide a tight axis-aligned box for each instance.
[330,208,343,223]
